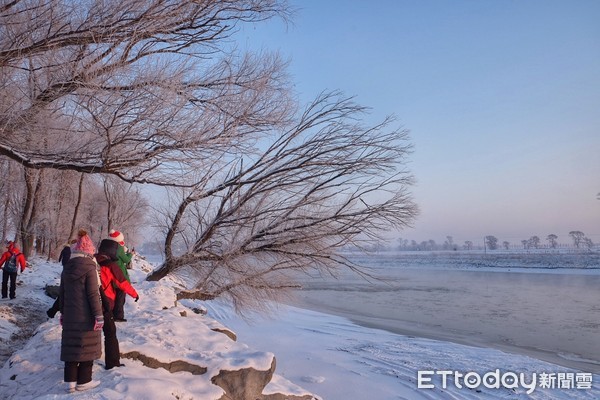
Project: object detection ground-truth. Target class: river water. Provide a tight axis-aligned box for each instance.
[285,251,600,374]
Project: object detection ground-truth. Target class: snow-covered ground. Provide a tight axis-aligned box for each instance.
[0,253,598,399]
[0,256,312,399]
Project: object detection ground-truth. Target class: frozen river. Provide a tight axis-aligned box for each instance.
[286,252,600,374]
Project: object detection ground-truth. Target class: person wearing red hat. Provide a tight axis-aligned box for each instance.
[0,241,27,299]
[95,237,139,370]
[107,230,133,322]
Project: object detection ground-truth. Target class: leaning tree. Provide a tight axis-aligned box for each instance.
[1,0,418,312]
[147,93,418,312]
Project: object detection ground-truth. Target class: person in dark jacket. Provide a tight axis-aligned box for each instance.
[107,230,133,321]
[0,241,27,299]
[58,238,77,267]
[48,239,78,318]
[96,238,139,370]
[59,229,103,393]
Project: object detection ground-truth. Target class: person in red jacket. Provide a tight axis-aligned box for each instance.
[0,241,27,299]
[95,238,139,370]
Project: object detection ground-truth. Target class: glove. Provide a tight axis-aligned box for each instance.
[135,295,139,302]
[93,316,104,331]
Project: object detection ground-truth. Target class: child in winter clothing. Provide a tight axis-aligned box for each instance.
[0,241,27,299]
[107,230,134,321]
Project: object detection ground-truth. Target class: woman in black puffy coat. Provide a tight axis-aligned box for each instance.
[59,230,104,393]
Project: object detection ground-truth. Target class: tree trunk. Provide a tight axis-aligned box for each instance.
[104,178,113,233]
[47,239,54,261]
[35,235,43,254]
[146,263,171,281]
[19,168,41,258]
[1,196,8,244]
[69,173,85,239]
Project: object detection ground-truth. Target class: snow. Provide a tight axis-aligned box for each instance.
[0,306,18,341]
[0,256,310,399]
[206,301,600,400]
[0,254,598,399]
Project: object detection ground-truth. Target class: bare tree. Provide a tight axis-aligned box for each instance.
[8,165,106,258]
[484,235,498,250]
[502,241,510,250]
[1,0,293,257]
[569,231,585,248]
[443,235,454,250]
[0,159,20,243]
[18,168,44,256]
[40,170,82,259]
[102,175,149,244]
[396,238,409,250]
[528,235,540,249]
[1,1,418,314]
[67,174,86,241]
[147,94,418,313]
[464,241,473,250]
[546,234,558,249]
[1,0,293,185]
[79,181,109,242]
[1,163,90,258]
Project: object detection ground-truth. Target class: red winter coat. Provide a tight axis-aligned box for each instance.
[96,254,138,311]
[0,242,27,272]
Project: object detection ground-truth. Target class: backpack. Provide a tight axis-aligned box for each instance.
[4,253,19,273]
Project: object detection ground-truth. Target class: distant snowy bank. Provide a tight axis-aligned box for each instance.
[340,250,600,274]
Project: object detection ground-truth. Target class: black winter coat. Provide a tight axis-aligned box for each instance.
[59,252,103,362]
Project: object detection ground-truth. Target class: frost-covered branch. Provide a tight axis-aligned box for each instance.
[0,0,293,186]
[148,94,418,314]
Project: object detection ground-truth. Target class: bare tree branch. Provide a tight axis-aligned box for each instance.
[1,1,417,314]
[1,0,293,186]
[148,93,418,314]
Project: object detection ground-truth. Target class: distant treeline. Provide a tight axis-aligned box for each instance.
[388,232,597,252]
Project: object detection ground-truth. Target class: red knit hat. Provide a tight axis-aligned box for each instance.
[109,229,125,246]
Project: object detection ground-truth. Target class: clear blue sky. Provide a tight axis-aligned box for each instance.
[238,0,600,245]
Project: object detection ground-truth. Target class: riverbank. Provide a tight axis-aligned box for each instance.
[7,252,594,399]
[0,256,317,399]
[285,253,600,374]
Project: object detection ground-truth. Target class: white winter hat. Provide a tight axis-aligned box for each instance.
[108,229,125,246]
